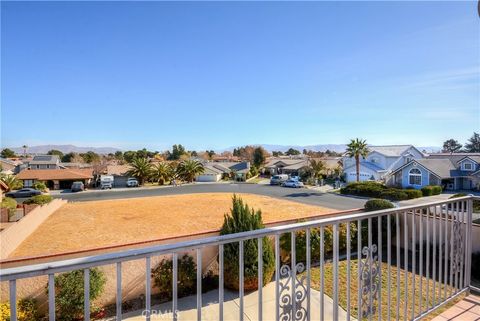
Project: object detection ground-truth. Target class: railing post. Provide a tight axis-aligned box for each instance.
[465,197,473,290]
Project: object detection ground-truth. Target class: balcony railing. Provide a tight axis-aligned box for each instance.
[0,196,476,321]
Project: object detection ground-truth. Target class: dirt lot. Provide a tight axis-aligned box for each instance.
[8,193,336,259]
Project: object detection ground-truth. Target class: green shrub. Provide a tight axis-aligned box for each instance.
[280,222,357,264]
[364,199,395,212]
[1,197,17,216]
[46,268,106,321]
[151,254,197,300]
[23,195,53,205]
[220,195,275,291]
[421,185,442,197]
[33,181,48,192]
[0,298,39,321]
[379,189,409,201]
[340,181,387,198]
[403,189,423,199]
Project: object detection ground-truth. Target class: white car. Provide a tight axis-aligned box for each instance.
[282,179,304,188]
[126,178,139,187]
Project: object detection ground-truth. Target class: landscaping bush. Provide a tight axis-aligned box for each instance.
[23,194,53,205]
[33,181,48,192]
[151,254,197,300]
[220,195,275,291]
[403,189,423,199]
[0,298,39,321]
[1,197,17,216]
[379,189,409,201]
[46,268,106,321]
[421,185,442,197]
[340,181,387,198]
[364,199,395,212]
[280,222,357,264]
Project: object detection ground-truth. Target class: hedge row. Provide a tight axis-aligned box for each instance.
[340,182,441,201]
[23,195,53,205]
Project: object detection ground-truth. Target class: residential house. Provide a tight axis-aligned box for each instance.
[389,153,480,190]
[0,158,22,174]
[196,161,250,182]
[104,164,132,187]
[264,157,309,176]
[15,168,94,190]
[342,145,424,183]
[26,155,61,169]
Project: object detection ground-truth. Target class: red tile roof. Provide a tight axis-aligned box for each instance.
[16,168,93,180]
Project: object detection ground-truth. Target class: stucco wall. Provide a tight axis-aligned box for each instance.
[0,199,67,259]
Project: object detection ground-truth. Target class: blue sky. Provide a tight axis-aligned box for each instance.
[1,1,479,151]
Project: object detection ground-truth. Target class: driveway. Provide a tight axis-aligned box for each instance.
[51,183,366,210]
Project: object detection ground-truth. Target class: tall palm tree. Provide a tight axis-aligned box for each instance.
[22,145,28,158]
[177,159,205,183]
[151,161,173,185]
[309,159,326,179]
[345,138,369,182]
[126,157,152,185]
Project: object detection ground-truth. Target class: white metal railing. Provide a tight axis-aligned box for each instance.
[1,196,476,321]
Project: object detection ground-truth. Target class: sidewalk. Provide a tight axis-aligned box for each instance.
[122,282,351,321]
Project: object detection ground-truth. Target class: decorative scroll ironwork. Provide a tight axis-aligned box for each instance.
[451,218,464,273]
[360,245,379,318]
[278,263,308,321]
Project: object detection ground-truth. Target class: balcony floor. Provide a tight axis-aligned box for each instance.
[432,295,480,321]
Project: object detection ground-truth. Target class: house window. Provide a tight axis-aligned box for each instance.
[463,163,473,171]
[408,168,422,185]
[24,180,33,187]
[405,157,412,164]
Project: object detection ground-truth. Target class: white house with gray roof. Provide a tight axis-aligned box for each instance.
[342,145,425,183]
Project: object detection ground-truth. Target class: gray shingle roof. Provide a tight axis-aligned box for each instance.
[426,154,480,164]
[413,159,456,178]
[29,155,60,165]
[368,145,414,157]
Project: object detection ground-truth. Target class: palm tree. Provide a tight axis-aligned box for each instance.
[177,159,205,183]
[345,138,369,182]
[0,174,23,191]
[22,145,28,158]
[126,158,152,185]
[309,159,326,180]
[151,162,172,185]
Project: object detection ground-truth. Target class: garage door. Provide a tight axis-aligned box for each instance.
[196,174,220,182]
[114,176,129,187]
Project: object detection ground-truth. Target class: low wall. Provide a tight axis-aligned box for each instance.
[0,199,67,259]
[398,209,480,253]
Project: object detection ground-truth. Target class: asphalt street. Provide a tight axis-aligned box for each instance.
[50,183,367,210]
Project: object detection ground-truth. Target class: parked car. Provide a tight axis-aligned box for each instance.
[5,188,42,198]
[126,178,139,187]
[282,179,304,188]
[270,174,289,185]
[71,181,85,192]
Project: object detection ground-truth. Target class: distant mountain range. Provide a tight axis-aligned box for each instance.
[228,144,442,154]
[6,143,442,156]
[9,145,121,155]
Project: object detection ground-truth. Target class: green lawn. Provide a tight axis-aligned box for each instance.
[300,259,462,321]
